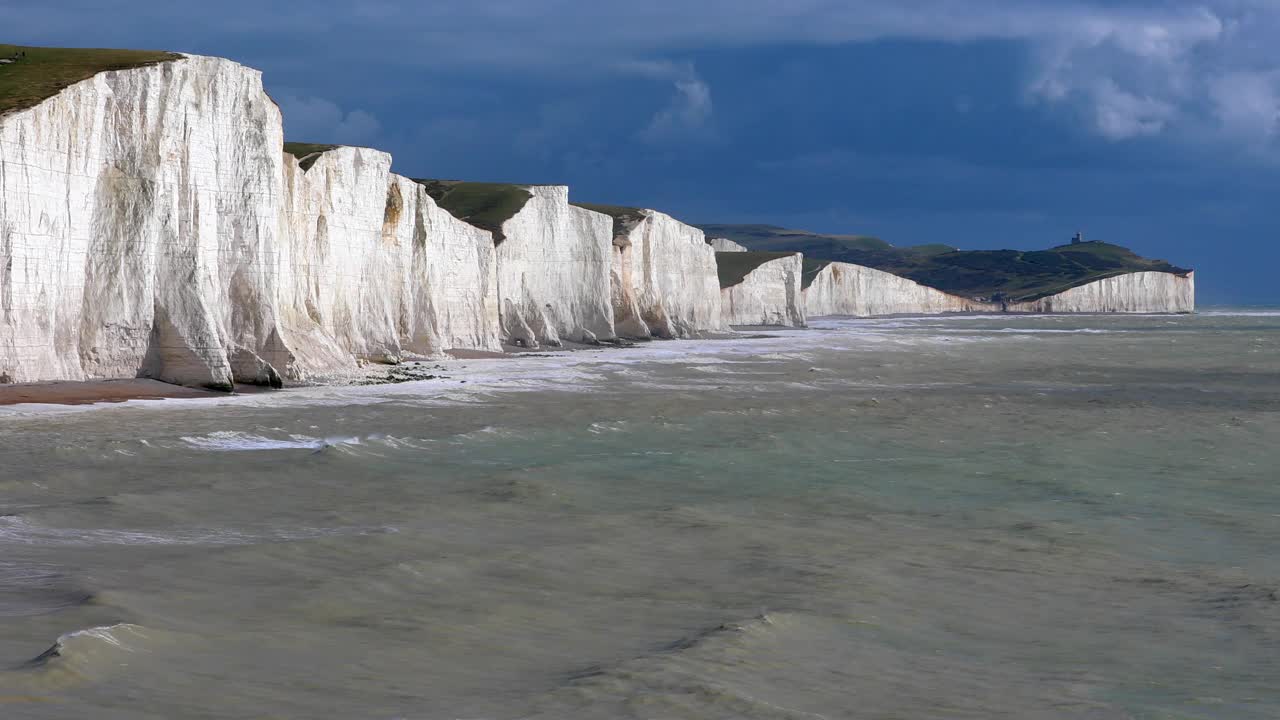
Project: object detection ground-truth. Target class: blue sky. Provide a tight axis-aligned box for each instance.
[7,0,1279,303]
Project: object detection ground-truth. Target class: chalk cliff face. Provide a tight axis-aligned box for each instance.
[279,147,407,373]
[721,254,806,327]
[1004,271,1194,314]
[708,237,748,252]
[803,263,1193,316]
[495,187,615,347]
[390,176,501,354]
[0,54,502,388]
[0,54,286,389]
[613,210,725,338]
[279,151,501,377]
[804,262,997,317]
[0,48,1200,388]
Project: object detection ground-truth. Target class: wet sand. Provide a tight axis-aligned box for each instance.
[0,379,225,406]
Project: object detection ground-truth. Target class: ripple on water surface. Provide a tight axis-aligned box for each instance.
[0,311,1278,718]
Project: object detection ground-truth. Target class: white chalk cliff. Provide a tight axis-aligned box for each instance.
[612,210,725,338]
[0,55,288,388]
[804,262,997,317]
[0,54,501,387]
[1004,271,1194,314]
[390,176,502,354]
[279,150,501,377]
[0,49,1198,388]
[720,253,806,327]
[491,187,614,348]
[803,262,1193,317]
[708,237,748,252]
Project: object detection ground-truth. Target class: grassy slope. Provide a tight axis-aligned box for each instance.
[0,43,181,116]
[412,179,533,243]
[282,142,340,171]
[571,202,647,240]
[700,224,904,254]
[716,251,799,289]
[801,258,833,290]
[702,224,1190,301]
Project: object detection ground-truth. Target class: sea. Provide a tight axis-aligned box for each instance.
[1,310,1277,719]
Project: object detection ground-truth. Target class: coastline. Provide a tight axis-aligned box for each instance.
[0,379,273,407]
[2,310,1239,409]
[0,330,783,409]
[0,312,1225,409]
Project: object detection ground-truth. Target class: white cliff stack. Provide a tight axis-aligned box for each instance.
[610,209,725,338]
[1004,271,1195,313]
[0,54,287,389]
[719,252,806,327]
[494,187,615,347]
[278,151,502,379]
[391,177,502,354]
[804,261,998,317]
[0,46,1200,390]
[279,147,410,374]
[0,53,504,389]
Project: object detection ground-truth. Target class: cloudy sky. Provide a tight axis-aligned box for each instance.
[8,0,1279,303]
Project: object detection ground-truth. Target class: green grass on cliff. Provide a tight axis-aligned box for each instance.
[283,142,340,171]
[716,251,799,289]
[701,223,1191,301]
[0,43,181,116]
[701,224,902,255]
[571,202,647,240]
[801,258,833,290]
[412,179,533,243]
[894,242,1191,301]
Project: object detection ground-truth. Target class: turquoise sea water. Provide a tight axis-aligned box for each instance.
[1,310,1278,719]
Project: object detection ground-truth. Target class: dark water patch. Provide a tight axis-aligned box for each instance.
[1199,583,1280,625]
[0,562,98,619]
[17,643,63,670]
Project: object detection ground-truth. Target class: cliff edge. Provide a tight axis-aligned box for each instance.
[0,51,503,388]
[0,44,1199,389]
[718,252,805,327]
[702,224,1192,308]
[575,203,726,339]
[804,260,997,317]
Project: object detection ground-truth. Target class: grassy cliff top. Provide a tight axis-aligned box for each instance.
[699,224,910,255]
[571,202,648,240]
[716,251,799,289]
[703,223,1190,301]
[801,258,833,290]
[0,43,181,116]
[902,241,1191,301]
[412,179,533,243]
[283,142,340,171]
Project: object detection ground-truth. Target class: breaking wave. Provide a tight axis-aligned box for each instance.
[180,431,365,452]
[531,613,834,719]
[5,624,157,693]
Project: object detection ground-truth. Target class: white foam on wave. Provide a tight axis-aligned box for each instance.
[0,310,1169,422]
[809,315,1013,330]
[61,624,139,649]
[1198,310,1280,317]
[450,425,521,443]
[180,431,364,452]
[984,328,1119,335]
[0,515,394,547]
[587,421,629,434]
